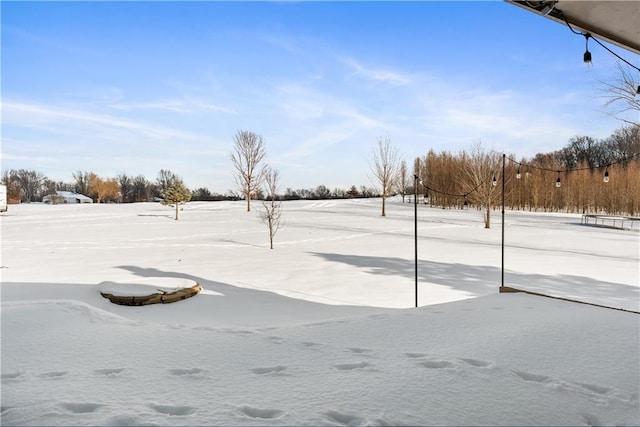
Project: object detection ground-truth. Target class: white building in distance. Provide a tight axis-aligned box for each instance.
[43,191,93,204]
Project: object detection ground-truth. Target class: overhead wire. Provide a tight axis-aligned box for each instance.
[416,152,638,199]
[558,10,640,73]
[505,152,640,173]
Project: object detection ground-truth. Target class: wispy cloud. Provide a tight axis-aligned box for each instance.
[268,83,387,160]
[108,99,236,115]
[339,56,412,86]
[3,101,212,143]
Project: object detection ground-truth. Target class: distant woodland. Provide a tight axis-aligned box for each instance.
[411,126,639,217]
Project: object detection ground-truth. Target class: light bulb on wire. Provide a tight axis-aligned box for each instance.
[583,34,592,68]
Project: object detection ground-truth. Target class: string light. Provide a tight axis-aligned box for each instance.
[583,34,592,66]
[559,11,640,75]
[505,152,639,188]
[421,152,637,201]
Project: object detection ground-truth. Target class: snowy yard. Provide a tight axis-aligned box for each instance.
[1,198,638,426]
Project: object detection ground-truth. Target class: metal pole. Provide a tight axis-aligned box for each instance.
[414,174,418,308]
[501,154,505,289]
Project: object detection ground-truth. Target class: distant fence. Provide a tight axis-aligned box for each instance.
[581,214,640,231]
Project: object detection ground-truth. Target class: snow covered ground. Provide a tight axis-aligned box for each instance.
[1,198,638,426]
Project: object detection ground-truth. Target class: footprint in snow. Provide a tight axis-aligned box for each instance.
[511,370,630,405]
[573,382,612,395]
[61,402,103,414]
[512,370,551,383]
[265,336,285,344]
[418,360,455,369]
[94,368,125,376]
[324,410,390,426]
[250,365,289,376]
[404,352,428,359]
[39,371,68,379]
[334,361,372,371]
[346,347,372,354]
[149,404,196,416]
[237,405,285,419]
[221,328,254,336]
[459,358,493,368]
[169,368,205,377]
[1,372,23,381]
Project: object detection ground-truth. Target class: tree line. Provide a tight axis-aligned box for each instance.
[3,125,637,225]
[0,167,380,205]
[408,125,640,226]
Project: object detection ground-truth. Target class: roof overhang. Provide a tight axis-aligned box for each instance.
[505,1,640,55]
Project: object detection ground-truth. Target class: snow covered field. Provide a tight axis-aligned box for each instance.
[1,198,638,426]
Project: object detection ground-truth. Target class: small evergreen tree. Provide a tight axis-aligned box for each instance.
[161,179,191,220]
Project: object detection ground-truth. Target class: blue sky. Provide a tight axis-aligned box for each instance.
[2,1,637,192]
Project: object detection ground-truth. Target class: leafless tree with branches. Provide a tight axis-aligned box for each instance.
[231,130,267,212]
[370,135,400,217]
[462,142,503,229]
[259,166,282,249]
[397,160,409,203]
[598,61,640,127]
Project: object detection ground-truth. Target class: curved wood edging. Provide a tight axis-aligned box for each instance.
[100,282,202,306]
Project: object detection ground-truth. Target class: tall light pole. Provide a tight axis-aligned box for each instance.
[501,153,505,289]
[414,174,422,307]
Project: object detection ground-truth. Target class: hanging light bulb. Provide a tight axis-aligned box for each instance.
[556,173,561,188]
[583,34,592,67]
[603,168,609,183]
[516,166,521,179]
[492,176,497,186]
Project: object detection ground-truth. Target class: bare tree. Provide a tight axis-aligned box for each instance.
[598,61,640,127]
[118,173,134,203]
[259,166,282,249]
[72,171,90,195]
[397,160,409,203]
[314,185,331,199]
[132,175,152,202]
[370,135,400,216]
[2,170,22,202]
[605,125,640,165]
[16,169,46,202]
[462,142,502,228]
[156,169,177,197]
[231,130,267,212]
